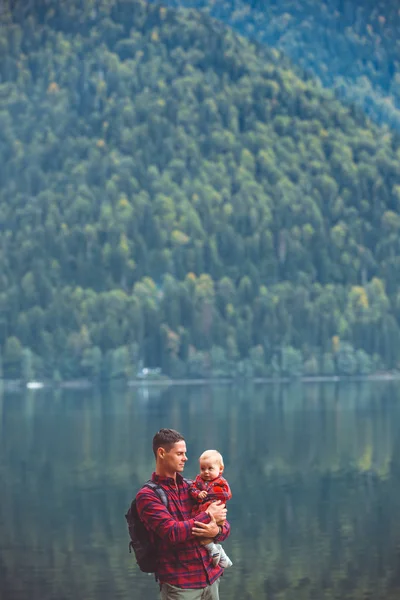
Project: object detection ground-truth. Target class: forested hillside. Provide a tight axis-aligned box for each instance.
[163,0,400,129]
[1,0,400,380]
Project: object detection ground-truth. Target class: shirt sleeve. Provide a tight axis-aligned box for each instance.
[188,475,206,501]
[214,520,231,543]
[188,484,204,501]
[213,478,232,502]
[136,488,210,546]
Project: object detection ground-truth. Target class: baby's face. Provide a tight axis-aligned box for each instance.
[199,457,222,481]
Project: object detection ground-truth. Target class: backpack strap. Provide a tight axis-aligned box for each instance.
[142,480,169,509]
[139,477,191,509]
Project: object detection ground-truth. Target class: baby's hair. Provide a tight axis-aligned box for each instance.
[199,449,224,467]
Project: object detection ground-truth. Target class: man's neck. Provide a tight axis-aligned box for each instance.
[155,465,177,481]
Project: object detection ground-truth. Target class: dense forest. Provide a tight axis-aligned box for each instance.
[162,0,400,129]
[1,0,400,380]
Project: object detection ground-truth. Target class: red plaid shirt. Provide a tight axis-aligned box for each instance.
[189,475,232,513]
[136,472,230,588]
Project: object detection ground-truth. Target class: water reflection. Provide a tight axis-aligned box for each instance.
[1,382,400,599]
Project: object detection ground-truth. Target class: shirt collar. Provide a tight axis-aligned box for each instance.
[152,471,184,486]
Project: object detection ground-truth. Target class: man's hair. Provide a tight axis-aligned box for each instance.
[199,449,224,467]
[152,428,185,457]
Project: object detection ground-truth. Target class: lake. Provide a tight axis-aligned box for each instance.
[1,381,400,599]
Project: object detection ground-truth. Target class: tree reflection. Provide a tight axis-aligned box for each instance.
[1,382,400,599]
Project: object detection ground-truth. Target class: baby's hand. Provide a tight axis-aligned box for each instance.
[198,490,208,500]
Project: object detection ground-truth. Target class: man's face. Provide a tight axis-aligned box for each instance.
[162,440,188,474]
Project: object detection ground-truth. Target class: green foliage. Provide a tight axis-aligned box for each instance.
[21,348,34,381]
[3,337,23,378]
[171,0,400,128]
[0,0,400,379]
[336,342,358,376]
[281,346,303,379]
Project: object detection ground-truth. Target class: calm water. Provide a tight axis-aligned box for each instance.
[1,381,400,599]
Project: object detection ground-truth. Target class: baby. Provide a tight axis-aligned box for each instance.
[189,449,233,568]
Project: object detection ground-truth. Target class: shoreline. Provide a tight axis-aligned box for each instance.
[2,372,400,391]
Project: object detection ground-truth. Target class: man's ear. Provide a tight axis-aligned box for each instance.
[157,447,165,460]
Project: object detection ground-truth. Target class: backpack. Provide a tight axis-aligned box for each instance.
[125,481,169,573]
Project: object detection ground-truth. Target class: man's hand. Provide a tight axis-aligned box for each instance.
[205,501,227,523]
[192,502,227,538]
[192,519,219,538]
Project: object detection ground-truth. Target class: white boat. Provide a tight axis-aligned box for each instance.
[26,381,44,389]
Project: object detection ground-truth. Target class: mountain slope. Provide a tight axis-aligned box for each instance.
[159,0,400,129]
[1,0,400,379]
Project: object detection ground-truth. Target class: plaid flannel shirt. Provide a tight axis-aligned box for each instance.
[189,475,232,511]
[136,472,230,588]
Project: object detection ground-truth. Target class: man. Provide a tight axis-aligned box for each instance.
[136,428,230,600]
